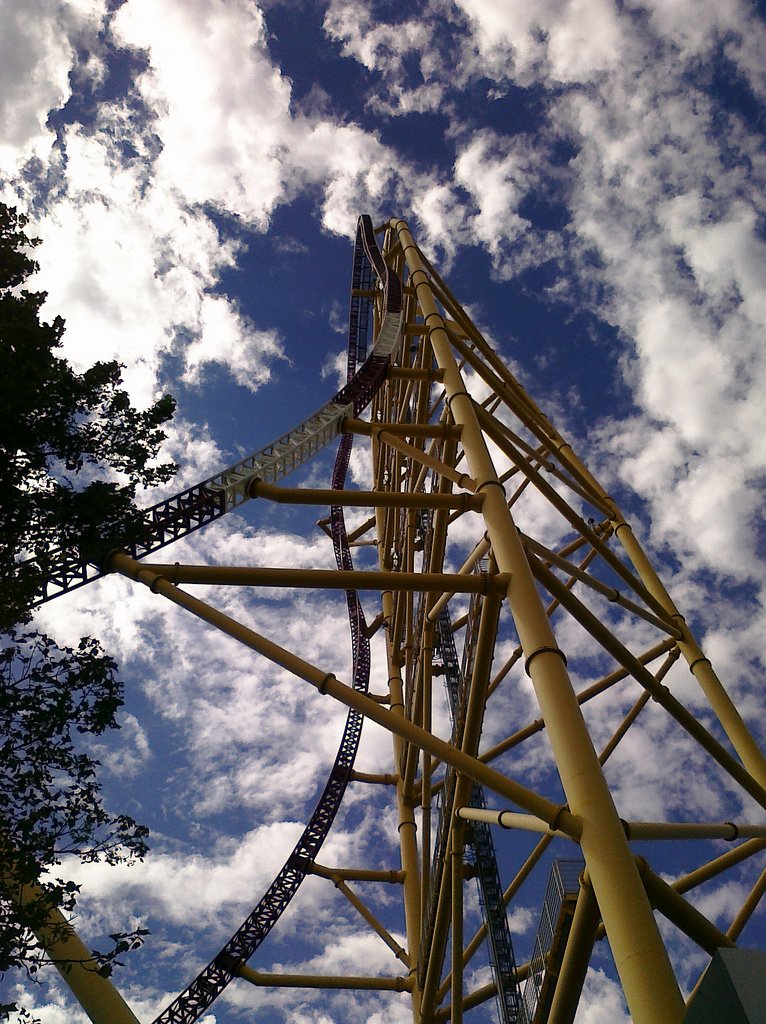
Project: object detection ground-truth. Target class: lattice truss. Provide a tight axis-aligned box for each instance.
[19,217,766,1024]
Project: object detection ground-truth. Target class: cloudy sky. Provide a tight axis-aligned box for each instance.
[2,0,766,1021]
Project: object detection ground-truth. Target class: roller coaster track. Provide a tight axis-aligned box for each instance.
[430,590,522,1024]
[27,215,400,607]
[143,217,401,1024]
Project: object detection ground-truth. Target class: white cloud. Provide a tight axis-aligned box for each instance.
[0,0,105,169]
[113,0,291,228]
[574,967,630,1023]
[323,0,449,116]
[457,0,626,85]
[183,294,284,392]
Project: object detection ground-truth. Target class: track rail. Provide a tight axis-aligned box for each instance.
[430,591,521,1023]
[28,217,400,606]
[148,216,400,1024]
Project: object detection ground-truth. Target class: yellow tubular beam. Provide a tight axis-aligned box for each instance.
[393,216,685,1024]
[249,479,481,510]
[433,981,498,1021]
[727,865,766,941]
[310,862,405,883]
[235,964,412,990]
[613,520,766,789]
[372,426,478,491]
[636,861,735,954]
[138,563,509,596]
[343,416,458,439]
[349,770,398,784]
[599,649,679,766]
[456,807,568,838]
[381,586,423,1022]
[420,856,453,1017]
[109,552,576,830]
[387,366,444,380]
[332,876,410,965]
[625,822,766,842]
[6,881,140,1024]
[451,824,464,1024]
[672,839,766,894]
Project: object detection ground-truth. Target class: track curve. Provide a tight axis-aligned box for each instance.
[149,216,401,1024]
[31,216,401,606]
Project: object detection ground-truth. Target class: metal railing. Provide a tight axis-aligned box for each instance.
[519,859,584,1024]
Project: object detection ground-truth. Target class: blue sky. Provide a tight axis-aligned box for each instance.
[2,1,766,1021]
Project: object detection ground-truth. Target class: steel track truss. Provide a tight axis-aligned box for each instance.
[19,216,766,1024]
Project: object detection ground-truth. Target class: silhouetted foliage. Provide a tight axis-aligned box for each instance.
[0,203,171,1014]
[0,630,149,986]
[0,202,176,628]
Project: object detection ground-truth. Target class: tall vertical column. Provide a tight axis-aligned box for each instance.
[392,218,685,1024]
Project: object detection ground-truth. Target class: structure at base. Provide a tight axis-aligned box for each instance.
[21,215,766,1024]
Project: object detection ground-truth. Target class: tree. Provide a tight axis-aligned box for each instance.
[0,203,174,1014]
[0,202,176,628]
[0,630,150,987]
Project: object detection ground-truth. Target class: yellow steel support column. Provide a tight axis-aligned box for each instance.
[5,880,141,1024]
[546,875,601,1024]
[382,587,423,1022]
[236,964,412,990]
[392,216,685,1024]
[450,822,464,1024]
[612,519,766,788]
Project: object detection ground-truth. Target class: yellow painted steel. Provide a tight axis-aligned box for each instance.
[451,824,464,1024]
[2,879,140,1024]
[136,562,509,595]
[727,866,766,941]
[41,216,766,1024]
[236,964,412,990]
[250,479,481,510]
[392,217,685,1024]
[636,860,735,953]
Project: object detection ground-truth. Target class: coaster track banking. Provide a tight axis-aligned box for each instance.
[25,215,401,1024]
[148,216,400,1024]
[29,215,401,607]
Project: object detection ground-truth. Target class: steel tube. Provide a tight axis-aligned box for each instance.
[236,965,411,990]
[136,563,509,595]
[394,216,685,1024]
[250,479,481,510]
[546,877,602,1024]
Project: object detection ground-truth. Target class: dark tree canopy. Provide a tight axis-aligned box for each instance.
[0,202,173,1015]
[0,202,176,628]
[0,630,149,983]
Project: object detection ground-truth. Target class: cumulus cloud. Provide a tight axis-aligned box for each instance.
[0,0,103,169]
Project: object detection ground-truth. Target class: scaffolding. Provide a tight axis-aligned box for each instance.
[12,214,766,1024]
